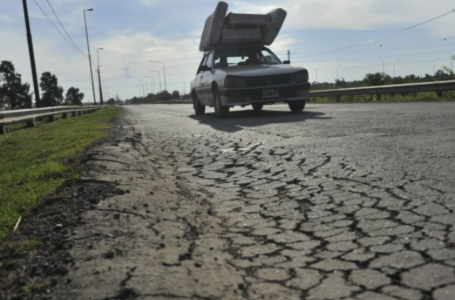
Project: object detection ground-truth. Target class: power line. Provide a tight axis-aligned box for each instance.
[33,0,86,58]
[299,9,455,58]
[45,0,86,57]
[296,49,455,65]
[275,39,455,59]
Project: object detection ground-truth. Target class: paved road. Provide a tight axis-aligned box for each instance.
[60,103,455,300]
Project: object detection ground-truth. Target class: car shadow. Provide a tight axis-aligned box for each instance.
[189,106,331,133]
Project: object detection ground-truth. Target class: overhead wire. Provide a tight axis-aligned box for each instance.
[275,38,455,59]
[45,0,87,57]
[295,9,455,59]
[33,0,86,58]
[29,5,455,94]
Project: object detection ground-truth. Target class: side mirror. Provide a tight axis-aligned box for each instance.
[283,60,291,65]
[199,65,211,72]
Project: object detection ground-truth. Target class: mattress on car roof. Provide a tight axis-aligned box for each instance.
[199,1,287,52]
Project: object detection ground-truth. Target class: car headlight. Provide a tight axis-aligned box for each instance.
[224,76,247,88]
[290,71,308,84]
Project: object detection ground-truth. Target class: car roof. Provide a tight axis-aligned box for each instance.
[206,44,269,55]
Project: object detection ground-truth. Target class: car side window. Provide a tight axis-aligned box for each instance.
[197,55,208,74]
[206,51,214,69]
[261,49,281,64]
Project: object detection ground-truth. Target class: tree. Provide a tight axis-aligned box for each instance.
[442,66,454,77]
[40,72,63,107]
[172,90,180,99]
[364,72,390,86]
[335,78,347,88]
[106,98,115,105]
[0,60,32,109]
[157,90,171,100]
[436,67,454,78]
[65,87,84,105]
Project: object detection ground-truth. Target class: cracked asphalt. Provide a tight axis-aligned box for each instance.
[55,103,455,300]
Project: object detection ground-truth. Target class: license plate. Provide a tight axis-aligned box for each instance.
[262,89,279,99]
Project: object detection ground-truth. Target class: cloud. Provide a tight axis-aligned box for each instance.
[0,25,92,96]
[136,0,165,8]
[91,30,203,94]
[3,0,454,100]
[231,0,455,37]
[0,14,13,23]
[123,66,132,79]
[268,35,298,55]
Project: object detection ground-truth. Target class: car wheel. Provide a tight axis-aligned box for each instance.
[288,100,306,112]
[252,103,263,111]
[213,87,229,118]
[192,92,205,115]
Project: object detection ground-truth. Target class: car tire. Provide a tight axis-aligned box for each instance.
[252,103,263,111]
[213,87,229,118]
[192,92,205,115]
[288,100,306,112]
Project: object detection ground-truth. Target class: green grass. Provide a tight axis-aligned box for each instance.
[309,90,455,103]
[0,238,42,258]
[0,107,122,240]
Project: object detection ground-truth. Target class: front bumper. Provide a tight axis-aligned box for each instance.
[219,82,311,106]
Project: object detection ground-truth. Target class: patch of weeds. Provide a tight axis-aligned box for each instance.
[19,281,52,294]
[0,238,42,259]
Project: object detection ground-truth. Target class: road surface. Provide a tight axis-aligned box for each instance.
[57,102,455,300]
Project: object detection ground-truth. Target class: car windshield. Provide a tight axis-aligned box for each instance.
[213,47,282,68]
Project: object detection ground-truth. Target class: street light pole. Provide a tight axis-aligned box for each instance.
[83,8,97,104]
[148,70,161,92]
[22,0,41,108]
[97,47,104,105]
[103,80,108,100]
[143,76,155,94]
[149,60,166,91]
[136,81,145,97]
[140,80,148,96]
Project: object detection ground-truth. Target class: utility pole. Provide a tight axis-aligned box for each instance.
[83,8,97,104]
[393,60,399,78]
[97,48,104,105]
[287,50,290,62]
[451,54,454,74]
[22,0,41,108]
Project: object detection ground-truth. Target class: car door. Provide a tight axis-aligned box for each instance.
[195,55,208,102]
[199,51,215,104]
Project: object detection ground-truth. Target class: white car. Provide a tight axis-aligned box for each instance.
[190,45,311,117]
[190,1,311,117]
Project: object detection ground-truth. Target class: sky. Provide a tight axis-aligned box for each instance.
[1,0,454,103]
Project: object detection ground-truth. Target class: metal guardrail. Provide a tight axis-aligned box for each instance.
[309,80,455,100]
[0,105,103,135]
[130,80,455,105]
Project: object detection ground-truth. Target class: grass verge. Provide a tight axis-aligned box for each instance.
[0,107,122,240]
[309,90,455,103]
